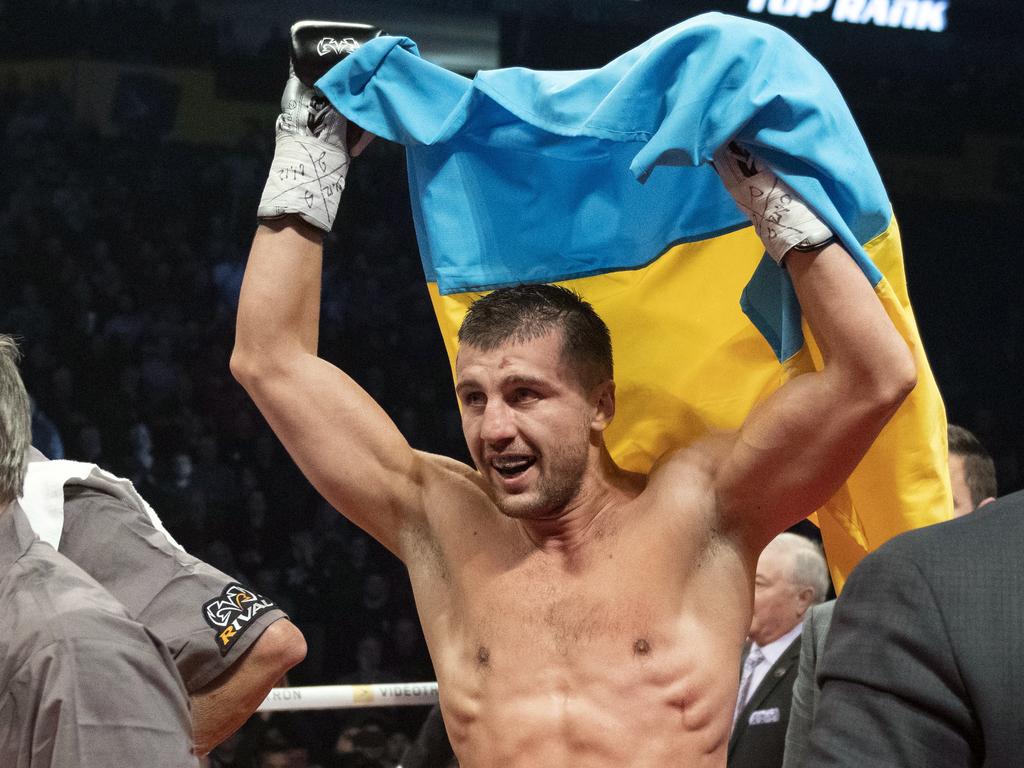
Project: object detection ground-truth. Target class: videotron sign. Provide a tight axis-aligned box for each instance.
[746,0,948,32]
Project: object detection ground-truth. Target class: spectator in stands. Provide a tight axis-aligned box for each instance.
[947,423,997,517]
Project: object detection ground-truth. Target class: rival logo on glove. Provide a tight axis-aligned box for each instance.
[202,583,277,655]
[317,37,362,57]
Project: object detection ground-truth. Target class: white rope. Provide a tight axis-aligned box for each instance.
[257,682,439,712]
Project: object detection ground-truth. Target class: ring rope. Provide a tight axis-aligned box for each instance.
[258,682,439,712]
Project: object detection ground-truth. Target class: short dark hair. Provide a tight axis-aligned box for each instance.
[458,284,613,388]
[948,423,997,507]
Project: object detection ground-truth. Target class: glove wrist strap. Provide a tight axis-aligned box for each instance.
[258,135,349,232]
[713,142,834,265]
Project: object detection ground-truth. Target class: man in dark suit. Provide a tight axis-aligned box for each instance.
[729,533,829,768]
[807,489,1024,767]
[784,422,999,768]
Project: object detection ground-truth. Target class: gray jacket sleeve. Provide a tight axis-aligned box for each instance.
[782,612,817,768]
[8,619,198,767]
[782,600,834,768]
[60,487,288,691]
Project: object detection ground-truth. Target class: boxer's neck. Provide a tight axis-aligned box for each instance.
[516,448,645,554]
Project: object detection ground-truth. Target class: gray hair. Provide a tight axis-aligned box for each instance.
[767,532,830,605]
[0,335,32,505]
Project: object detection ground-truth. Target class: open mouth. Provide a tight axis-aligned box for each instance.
[491,456,537,480]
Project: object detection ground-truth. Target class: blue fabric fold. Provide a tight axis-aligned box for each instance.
[316,12,891,361]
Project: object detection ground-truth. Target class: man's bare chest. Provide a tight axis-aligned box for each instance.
[439,538,696,665]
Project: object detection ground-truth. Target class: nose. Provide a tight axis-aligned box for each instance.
[480,399,516,447]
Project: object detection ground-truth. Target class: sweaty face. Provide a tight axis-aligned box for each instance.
[748,545,806,647]
[455,332,595,519]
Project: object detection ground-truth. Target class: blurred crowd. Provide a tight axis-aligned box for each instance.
[0,80,457,764]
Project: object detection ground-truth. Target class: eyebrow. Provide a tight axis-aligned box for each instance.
[502,375,547,389]
[455,374,549,396]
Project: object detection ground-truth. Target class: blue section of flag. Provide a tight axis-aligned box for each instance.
[317,12,889,361]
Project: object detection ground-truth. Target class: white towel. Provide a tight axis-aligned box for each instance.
[19,459,184,553]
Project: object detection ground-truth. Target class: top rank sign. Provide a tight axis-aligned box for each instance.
[746,0,949,32]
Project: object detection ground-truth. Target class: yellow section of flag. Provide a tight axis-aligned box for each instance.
[427,218,951,590]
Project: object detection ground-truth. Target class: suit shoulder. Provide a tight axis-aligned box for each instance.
[808,600,835,627]
[865,490,1024,575]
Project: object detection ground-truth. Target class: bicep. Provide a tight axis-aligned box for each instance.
[715,245,913,544]
[239,351,426,557]
[714,371,887,544]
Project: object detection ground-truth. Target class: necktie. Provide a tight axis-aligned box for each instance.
[733,646,765,727]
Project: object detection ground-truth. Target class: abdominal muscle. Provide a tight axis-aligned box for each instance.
[425,589,745,768]
[408,456,753,768]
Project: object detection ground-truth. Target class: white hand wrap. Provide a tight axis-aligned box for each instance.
[713,142,834,264]
[258,72,350,232]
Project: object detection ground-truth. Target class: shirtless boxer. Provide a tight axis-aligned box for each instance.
[231,28,917,768]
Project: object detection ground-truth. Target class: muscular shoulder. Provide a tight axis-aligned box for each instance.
[413,451,491,513]
[637,441,732,550]
[415,451,485,487]
[644,438,730,516]
[396,453,495,582]
[406,451,492,525]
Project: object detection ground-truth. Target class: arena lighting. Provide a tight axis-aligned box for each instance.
[746,0,948,31]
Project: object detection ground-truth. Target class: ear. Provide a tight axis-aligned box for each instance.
[590,380,616,432]
[795,586,816,615]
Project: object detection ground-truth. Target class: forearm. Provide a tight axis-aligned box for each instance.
[190,619,306,755]
[787,245,916,401]
[233,218,324,371]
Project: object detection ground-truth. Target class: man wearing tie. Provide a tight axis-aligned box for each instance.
[729,533,829,768]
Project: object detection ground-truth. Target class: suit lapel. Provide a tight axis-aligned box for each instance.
[729,634,802,752]
[744,634,801,714]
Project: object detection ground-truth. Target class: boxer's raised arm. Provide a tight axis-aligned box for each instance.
[231,34,428,557]
[715,243,915,546]
[711,147,917,547]
[231,220,428,556]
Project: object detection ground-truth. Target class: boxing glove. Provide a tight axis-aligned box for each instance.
[713,141,834,265]
[257,21,381,232]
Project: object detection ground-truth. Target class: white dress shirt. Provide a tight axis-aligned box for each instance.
[742,621,804,709]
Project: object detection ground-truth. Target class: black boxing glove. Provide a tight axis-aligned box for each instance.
[257,21,381,231]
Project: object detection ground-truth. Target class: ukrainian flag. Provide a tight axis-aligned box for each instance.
[318,12,950,589]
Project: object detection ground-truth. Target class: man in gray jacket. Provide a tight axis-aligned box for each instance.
[0,334,198,767]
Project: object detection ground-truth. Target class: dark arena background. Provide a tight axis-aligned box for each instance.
[1,1,1021,766]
